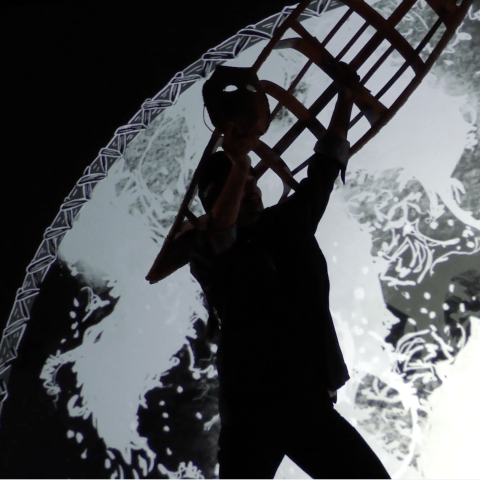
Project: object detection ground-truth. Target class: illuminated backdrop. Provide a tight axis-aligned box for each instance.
[1,0,479,478]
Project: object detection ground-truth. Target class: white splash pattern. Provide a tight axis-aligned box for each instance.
[38,3,480,479]
[158,461,206,479]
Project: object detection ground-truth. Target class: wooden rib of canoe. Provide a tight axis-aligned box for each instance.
[146,0,473,284]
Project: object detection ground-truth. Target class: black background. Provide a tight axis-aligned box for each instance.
[3,1,480,477]
[1,0,293,331]
[1,1,295,476]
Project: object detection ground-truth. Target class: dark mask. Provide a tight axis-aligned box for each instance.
[202,66,270,132]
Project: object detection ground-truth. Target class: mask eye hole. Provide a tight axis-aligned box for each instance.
[246,84,257,93]
[223,85,238,92]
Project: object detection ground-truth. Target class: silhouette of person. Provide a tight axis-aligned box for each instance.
[190,65,390,479]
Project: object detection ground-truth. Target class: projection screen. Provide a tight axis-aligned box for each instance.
[1,0,480,478]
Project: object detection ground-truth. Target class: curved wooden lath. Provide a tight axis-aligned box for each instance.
[146,0,473,284]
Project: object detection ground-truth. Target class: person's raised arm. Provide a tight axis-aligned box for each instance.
[209,122,260,231]
[297,75,358,230]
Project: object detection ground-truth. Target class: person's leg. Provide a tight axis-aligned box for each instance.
[218,423,284,479]
[285,401,390,479]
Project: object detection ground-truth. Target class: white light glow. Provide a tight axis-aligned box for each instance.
[32,3,480,478]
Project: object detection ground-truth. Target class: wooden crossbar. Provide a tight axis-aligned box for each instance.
[336,20,370,61]
[146,0,474,284]
[146,130,221,282]
[254,141,300,191]
[424,0,458,25]
[273,83,338,155]
[350,0,473,155]
[342,0,425,73]
[254,79,328,181]
[262,80,327,138]
[322,7,355,46]
[348,12,444,130]
[251,0,313,73]
[269,59,314,119]
[361,44,395,86]
[270,23,389,149]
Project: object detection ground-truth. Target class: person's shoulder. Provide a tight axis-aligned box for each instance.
[254,202,288,231]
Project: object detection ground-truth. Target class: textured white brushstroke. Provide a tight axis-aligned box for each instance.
[417,317,480,479]
[45,5,479,478]
[57,83,210,463]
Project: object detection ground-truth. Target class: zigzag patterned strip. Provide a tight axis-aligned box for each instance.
[0,0,331,412]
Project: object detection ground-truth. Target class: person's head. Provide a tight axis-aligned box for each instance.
[198,152,264,226]
[202,65,270,136]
